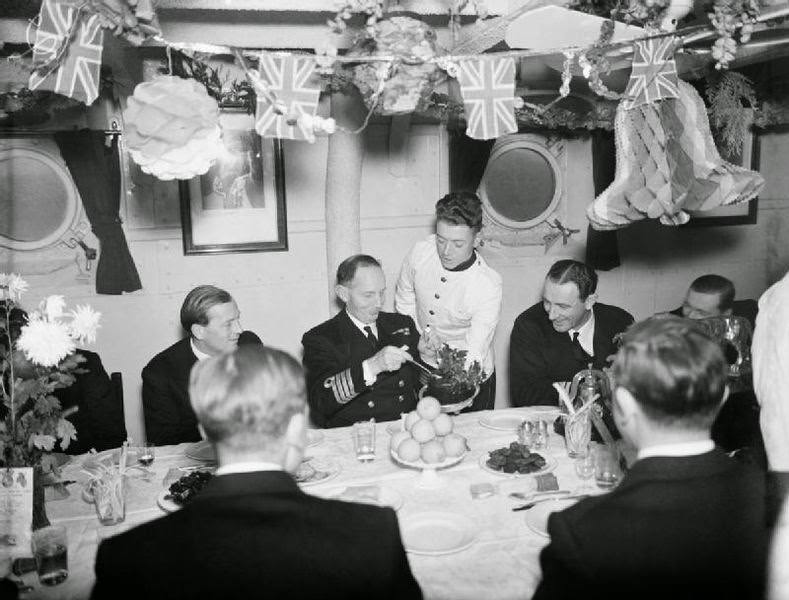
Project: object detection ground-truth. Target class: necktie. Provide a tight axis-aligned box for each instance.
[572,331,592,363]
[363,326,378,349]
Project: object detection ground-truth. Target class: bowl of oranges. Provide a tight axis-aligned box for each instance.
[389,396,469,486]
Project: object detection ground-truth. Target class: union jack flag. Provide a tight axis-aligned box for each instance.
[28,0,104,105]
[622,37,679,110]
[456,57,517,140]
[255,54,321,143]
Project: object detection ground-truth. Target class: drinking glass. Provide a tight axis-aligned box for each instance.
[352,420,376,462]
[564,412,592,458]
[137,443,155,467]
[574,452,595,491]
[32,526,68,586]
[594,445,622,490]
[93,474,126,525]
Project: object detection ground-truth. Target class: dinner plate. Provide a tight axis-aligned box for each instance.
[523,498,577,538]
[320,485,404,511]
[157,490,182,513]
[295,457,341,487]
[400,512,477,556]
[478,452,558,477]
[185,441,216,463]
[478,413,527,432]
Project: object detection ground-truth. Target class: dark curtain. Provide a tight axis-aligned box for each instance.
[585,130,621,271]
[55,130,142,294]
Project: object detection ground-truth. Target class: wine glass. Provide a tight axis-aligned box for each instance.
[574,451,595,491]
[137,444,155,467]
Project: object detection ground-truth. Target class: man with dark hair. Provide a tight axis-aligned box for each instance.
[534,317,768,600]
[680,274,736,319]
[509,260,633,407]
[94,345,422,600]
[142,285,261,445]
[396,191,502,411]
[303,255,421,427]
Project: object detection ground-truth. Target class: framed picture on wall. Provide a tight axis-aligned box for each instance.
[686,126,760,227]
[179,110,287,254]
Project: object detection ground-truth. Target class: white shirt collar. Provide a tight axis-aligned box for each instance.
[568,310,596,357]
[345,310,378,338]
[215,460,283,476]
[190,338,212,362]
[637,439,715,460]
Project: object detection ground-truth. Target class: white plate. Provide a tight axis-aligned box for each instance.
[185,441,216,463]
[524,498,577,538]
[295,457,341,487]
[478,451,557,477]
[527,406,562,420]
[157,490,182,513]
[321,485,404,511]
[400,512,477,556]
[478,413,527,432]
[306,429,324,448]
[390,448,467,471]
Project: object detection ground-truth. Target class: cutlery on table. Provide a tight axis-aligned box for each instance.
[508,489,571,501]
[512,493,589,512]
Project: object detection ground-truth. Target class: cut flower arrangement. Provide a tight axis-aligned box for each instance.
[427,344,486,405]
[0,273,101,469]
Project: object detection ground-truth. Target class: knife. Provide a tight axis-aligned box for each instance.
[512,493,589,511]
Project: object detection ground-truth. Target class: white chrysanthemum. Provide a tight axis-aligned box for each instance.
[5,274,29,302]
[16,319,76,367]
[42,295,66,322]
[31,433,56,451]
[69,305,101,344]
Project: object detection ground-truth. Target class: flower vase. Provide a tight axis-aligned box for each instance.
[33,465,51,530]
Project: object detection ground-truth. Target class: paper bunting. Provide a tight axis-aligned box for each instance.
[622,37,680,110]
[456,57,518,140]
[587,80,764,230]
[28,0,104,106]
[255,54,322,143]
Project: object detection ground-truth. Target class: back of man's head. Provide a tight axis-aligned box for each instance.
[613,317,727,430]
[688,275,735,313]
[180,285,234,335]
[189,345,305,453]
[546,260,598,301]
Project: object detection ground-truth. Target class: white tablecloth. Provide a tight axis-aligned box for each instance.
[17,407,591,600]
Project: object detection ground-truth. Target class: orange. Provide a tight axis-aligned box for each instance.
[416,396,441,421]
[411,419,436,444]
[432,413,453,436]
[443,433,468,457]
[397,438,421,462]
[420,440,446,464]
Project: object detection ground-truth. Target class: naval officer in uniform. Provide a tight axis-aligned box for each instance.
[302,254,422,428]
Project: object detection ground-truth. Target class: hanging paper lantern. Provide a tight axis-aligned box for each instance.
[587,80,764,230]
[123,75,221,180]
[349,16,444,115]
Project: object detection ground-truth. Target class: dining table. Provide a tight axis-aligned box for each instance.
[13,406,604,600]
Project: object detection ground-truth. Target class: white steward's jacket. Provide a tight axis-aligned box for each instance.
[395,235,502,378]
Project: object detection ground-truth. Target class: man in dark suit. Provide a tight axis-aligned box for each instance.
[93,345,422,600]
[56,349,126,454]
[303,255,421,428]
[533,317,768,600]
[667,273,758,328]
[142,285,261,445]
[509,260,633,407]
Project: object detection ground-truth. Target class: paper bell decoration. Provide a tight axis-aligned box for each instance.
[28,0,105,106]
[587,80,764,230]
[349,16,445,116]
[123,76,221,180]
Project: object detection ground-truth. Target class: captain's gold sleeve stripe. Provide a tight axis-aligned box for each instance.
[324,368,357,404]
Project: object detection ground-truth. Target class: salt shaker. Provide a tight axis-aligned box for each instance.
[532,420,549,450]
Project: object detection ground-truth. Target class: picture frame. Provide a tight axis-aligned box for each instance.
[686,126,760,227]
[179,110,287,255]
